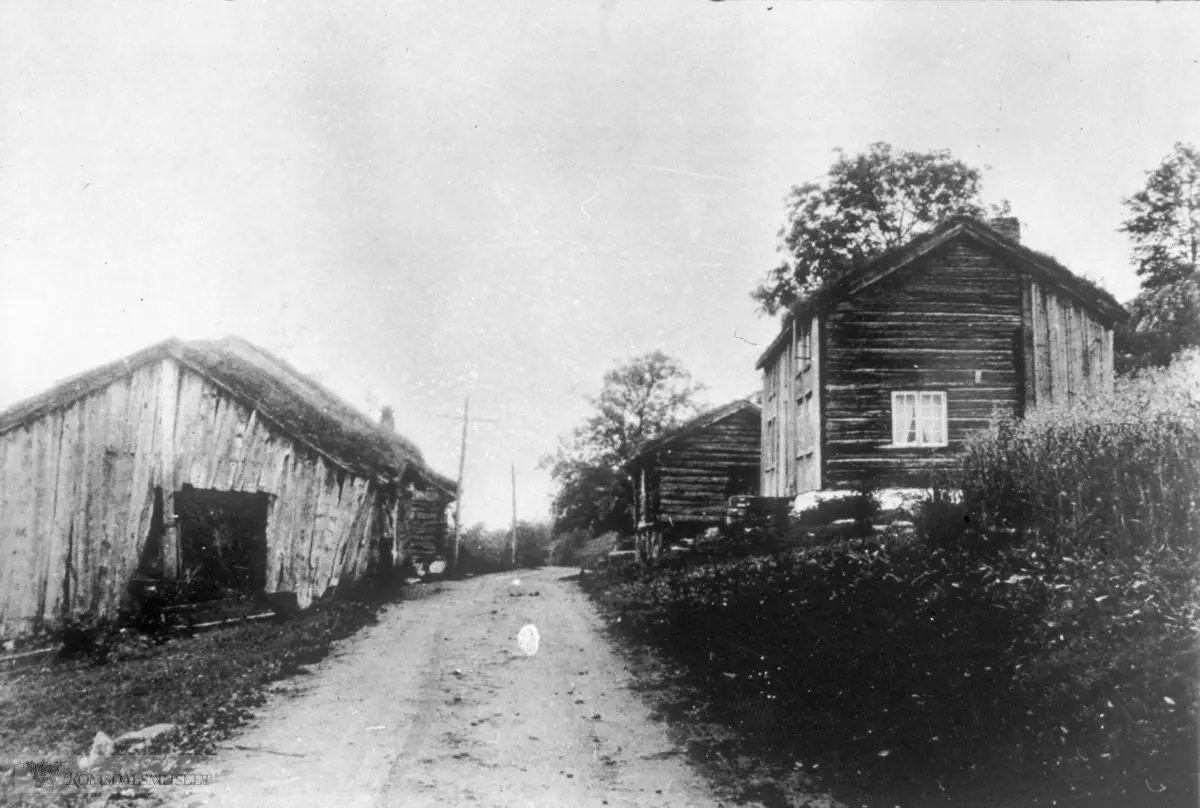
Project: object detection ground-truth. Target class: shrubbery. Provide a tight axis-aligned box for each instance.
[958,351,1200,555]
[594,352,1200,799]
[455,520,552,575]
[555,530,621,571]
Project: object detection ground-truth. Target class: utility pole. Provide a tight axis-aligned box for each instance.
[511,462,518,567]
[438,397,499,576]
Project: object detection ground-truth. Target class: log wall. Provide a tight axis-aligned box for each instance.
[822,241,1025,489]
[643,409,760,532]
[0,357,389,638]
[757,234,1118,499]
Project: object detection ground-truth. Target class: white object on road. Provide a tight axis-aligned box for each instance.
[511,579,521,587]
[517,624,540,656]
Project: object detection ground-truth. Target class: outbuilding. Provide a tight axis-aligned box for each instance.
[0,336,454,638]
[625,398,761,561]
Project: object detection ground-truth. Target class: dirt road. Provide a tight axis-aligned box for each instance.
[173,567,726,808]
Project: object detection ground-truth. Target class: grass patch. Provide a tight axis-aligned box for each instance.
[0,599,382,765]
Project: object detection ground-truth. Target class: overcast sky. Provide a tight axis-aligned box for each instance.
[2,1,1197,528]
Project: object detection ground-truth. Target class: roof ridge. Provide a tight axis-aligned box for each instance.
[627,397,761,464]
[756,215,1128,368]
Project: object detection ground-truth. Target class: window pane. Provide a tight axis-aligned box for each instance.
[893,393,917,445]
[919,393,944,444]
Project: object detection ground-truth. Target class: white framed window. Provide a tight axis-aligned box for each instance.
[891,391,948,447]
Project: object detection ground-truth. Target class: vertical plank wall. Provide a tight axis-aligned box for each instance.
[0,357,390,637]
[0,364,163,636]
[1029,281,1113,406]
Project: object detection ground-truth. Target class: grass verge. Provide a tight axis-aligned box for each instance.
[0,597,389,806]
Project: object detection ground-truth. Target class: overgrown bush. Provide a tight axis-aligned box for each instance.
[959,351,1200,555]
[575,531,622,571]
[455,520,551,575]
[548,528,593,566]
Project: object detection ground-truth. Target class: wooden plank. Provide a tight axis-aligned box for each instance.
[251,422,283,493]
[157,359,181,578]
[62,399,89,615]
[1032,282,1051,404]
[1046,295,1061,404]
[78,389,110,615]
[129,364,161,585]
[229,409,258,492]
[0,426,35,632]
[1020,277,1036,412]
[49,404,82,623]
[344,486,378,583]
[108,376,140,615]
[36,411,69,630]
[294,455,322,605]
[264,449,294,592]
[27,418,55,627]
[309,464,341,600]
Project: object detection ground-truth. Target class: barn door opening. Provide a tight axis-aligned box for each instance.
[174,487,269,601]
[726,464,760,497]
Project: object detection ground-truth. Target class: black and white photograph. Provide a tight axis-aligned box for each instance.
[1,2,1198,806]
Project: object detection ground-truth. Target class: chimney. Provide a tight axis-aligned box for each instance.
[379,405,395,432]
[990,216,1021,243]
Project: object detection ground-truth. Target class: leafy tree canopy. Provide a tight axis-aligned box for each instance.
[540,351,705,535]
[1116,143,1200,373]
[751,142,1005,316]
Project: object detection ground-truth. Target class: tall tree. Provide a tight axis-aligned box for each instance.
[1116,143,1200,372]
[541,352,705,535]
[751,142,1001,316]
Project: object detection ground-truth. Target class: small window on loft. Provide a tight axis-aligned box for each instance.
[891,391,948,447]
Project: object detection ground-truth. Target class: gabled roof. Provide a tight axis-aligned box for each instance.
[756,216,1129,369]
[0,336,456,494]
[625,398,761,471]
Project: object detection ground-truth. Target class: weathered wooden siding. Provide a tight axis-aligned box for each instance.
[0,364,163,636]
[792,314,822,494]
[823,241,1025,489]
[761,349,786,497]
[0,357,388,637]
[1028,280,1112,406]
[649,409,761,529]
[168,363,382,606]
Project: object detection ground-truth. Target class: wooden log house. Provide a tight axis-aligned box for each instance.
[0,336,456,639]
[757,216,1128,498]
[625,399,761,561]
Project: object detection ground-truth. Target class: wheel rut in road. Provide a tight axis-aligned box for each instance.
[174,568,724,808]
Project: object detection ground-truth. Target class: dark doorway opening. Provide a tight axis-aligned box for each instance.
[175,487,269,601]
[726,464,761,497]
